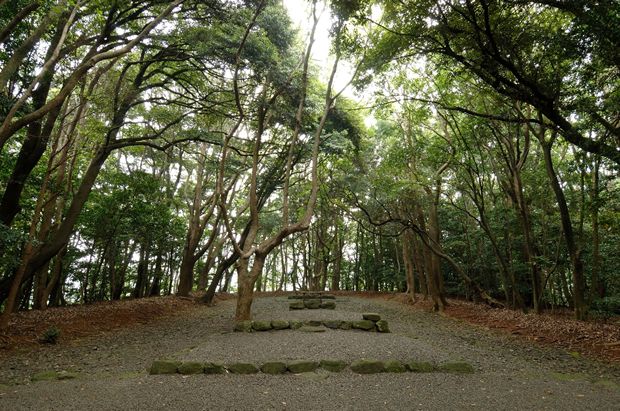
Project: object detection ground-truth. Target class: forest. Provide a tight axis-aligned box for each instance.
[0,0,618,326]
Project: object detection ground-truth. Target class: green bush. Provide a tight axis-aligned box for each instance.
[590,297,620,319]
[40,326,60,344]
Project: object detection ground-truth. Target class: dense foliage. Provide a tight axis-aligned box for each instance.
[0,0,617,324]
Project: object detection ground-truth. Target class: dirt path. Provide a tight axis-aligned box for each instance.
[1,295,618,410]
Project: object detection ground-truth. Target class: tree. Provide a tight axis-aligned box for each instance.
[361,0,620,164]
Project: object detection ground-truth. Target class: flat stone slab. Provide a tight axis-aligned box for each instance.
[298,326,326,333]
[338,321,352,330]
[233,320,253,332]
[384,360,407,373]
[320,301,336,309]
[203,362,226,374]
[304,299,322,309]
[147,359,476,376]
[405,361,436,372]
[227,363,259,374]
[351,320,375,331]
[323,320,343,329]
[350,359,385,374]
[376,319,390,333]
[287,293,336,300]
[149,360,180,375]
[252,321,272,331]
[178,362,204,375]
[320,359,348,372]
[261,362,288,375]
[362,313,381,321]
[271,320,290,330]
[289,301,305,310]
[290,320,304,329]
[288,360,319,373]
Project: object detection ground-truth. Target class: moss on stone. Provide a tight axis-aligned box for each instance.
[252,321,273,331]
[287,360,319,373]
[203,362,226,374]
[178,362,204,375]
[234,320,253,332]
[320,301,336,309]
[260,362,288,375]
[289,320,304,329]
[350,359,385,374]
[439,362,474,374]
[338,321,352,330]
[362,313,381,322]
[384,360,406,373]
[304,299,321,309]
[320,360,348,372]
[289,301,305,310]
[304,320,323,326]
[405,361,435,373]
[149,360,181,375]
[323,320,342,329]
[271,320,290,330]
[227,363,259,374]
[351,320,375,331]
[298,325,326,333]
[376,320,391,333]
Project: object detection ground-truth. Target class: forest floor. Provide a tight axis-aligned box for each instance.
[1,291,617,364]
[0,292,618,410]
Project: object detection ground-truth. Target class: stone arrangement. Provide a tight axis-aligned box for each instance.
[233,313,390,333]
[287,292,336,300]
[289,299,335,310]
[288,292,337,310]
[148,359,474,375]
[144,296,440,380]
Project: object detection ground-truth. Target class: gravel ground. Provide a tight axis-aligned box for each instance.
[1,295,619,410]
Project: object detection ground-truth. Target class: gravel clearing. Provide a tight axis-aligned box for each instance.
[1,295,619,410]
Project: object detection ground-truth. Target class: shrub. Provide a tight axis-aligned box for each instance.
[40,326,60,344]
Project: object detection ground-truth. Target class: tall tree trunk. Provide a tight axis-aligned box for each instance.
[331,225,343,291]
[177,253,197,297]
[0,146,111,328]
[202,252,238,304]
[540,136,587,319]
[235,254,266,321]
[149,249,163,297]
[402,230,417,303]
[590,155,603,300]
[0,12,68,227]
[411,234,428,299]
[132,244,149,299]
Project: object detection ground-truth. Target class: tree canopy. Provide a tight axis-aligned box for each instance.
[0,0,618,324]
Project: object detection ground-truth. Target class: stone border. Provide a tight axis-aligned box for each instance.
[289,300,336,310]
[148,359,474,375]
[287,294,336,300]
[234,314,390,333]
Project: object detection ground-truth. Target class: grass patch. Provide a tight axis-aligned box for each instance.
[31,371,59,382]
